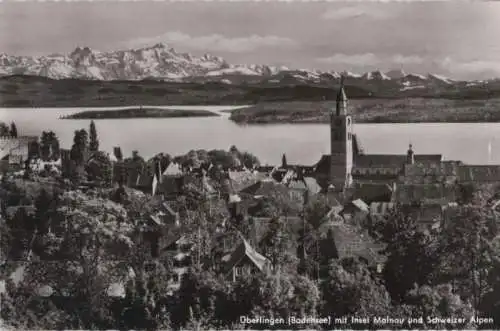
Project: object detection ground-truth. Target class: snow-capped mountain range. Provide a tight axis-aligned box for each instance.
[0,43,483,88]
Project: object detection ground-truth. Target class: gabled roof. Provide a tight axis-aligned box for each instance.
[135,174,153,188]
[239,178,287,197]
[316,221,386,265]
[224,237,271,274]
[288,177,322,196]
[304,177,322,195]
[352,183,393,203]
[229,171,268,193]
[162,227,189,251]
[149,214,162,226]
[229,194,242,203]
[162,202,178,217]
[163,163,183,176]
[351,199,370,213]
[313,155,331,175]
[324,206,344,222]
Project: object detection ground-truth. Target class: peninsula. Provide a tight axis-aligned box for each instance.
[61,107,220,120]
[228,98,500,124]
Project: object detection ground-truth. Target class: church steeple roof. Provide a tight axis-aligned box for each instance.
[336,75,348,116]
[337,75,347,102]
[406,143,415,165]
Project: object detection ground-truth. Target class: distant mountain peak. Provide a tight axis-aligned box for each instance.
[427,73,454,84]
[152,42,168,49]
[386,69,406,79]
[0,42,488,89]
[363,70,391,80]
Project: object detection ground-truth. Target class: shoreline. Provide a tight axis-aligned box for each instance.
[59,107,221,120]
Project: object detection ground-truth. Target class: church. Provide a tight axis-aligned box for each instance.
[311,77,500,220]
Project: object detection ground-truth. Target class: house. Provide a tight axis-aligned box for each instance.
[351,182,394,204]
[162,234,194,292]
[340,199,370,222]
[223,237,272,282]
[323,205,344,223]
[315,220,386,273]
[369,202,396,218]
[157,175,185,197]
[458,165,500,184]
[395,183,457,206]
[408,203,444,229]
[228,170,268,193]
[401,161,461,185]
[0,136,38,166]
[287,176,322,204]
[156,201,180,227]
[5,205,36,221]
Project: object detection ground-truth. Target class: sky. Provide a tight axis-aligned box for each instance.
[0,1,499,80]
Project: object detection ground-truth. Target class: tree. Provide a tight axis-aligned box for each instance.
[439,204,497,314]
[0,121,10,136]
[320,258,391,325]
[89,120,99,152]
[9,122,18,138]
[259,217,294,270]
[86,151,112,185]
[70,129,89,182]
[118,264,173,330]
[70,129,88,164]
[240,152,260,169]
[232,272,320,329]
[479,236,500,328]
[172,269,232,329]
[40,131,60,161]
[305,196,331,229]
[380,208,441,303]
[404,284,474,329]
[33,188,53,234]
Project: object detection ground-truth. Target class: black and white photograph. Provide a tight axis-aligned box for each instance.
[1,0,500,329]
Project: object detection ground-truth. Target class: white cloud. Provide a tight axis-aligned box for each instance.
[316,53,500,79]
[317,53,378,66]
[440,57,500,78]
[392,54,424,65]
[316,53,423,67]
[322,6,389,20]
[127,32,297,53]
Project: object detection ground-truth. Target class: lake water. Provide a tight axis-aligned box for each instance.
[1,105,499,166]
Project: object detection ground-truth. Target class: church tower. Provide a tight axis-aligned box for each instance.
[330,76,353,192]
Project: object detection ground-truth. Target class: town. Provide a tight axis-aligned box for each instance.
[1,81,500,330]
